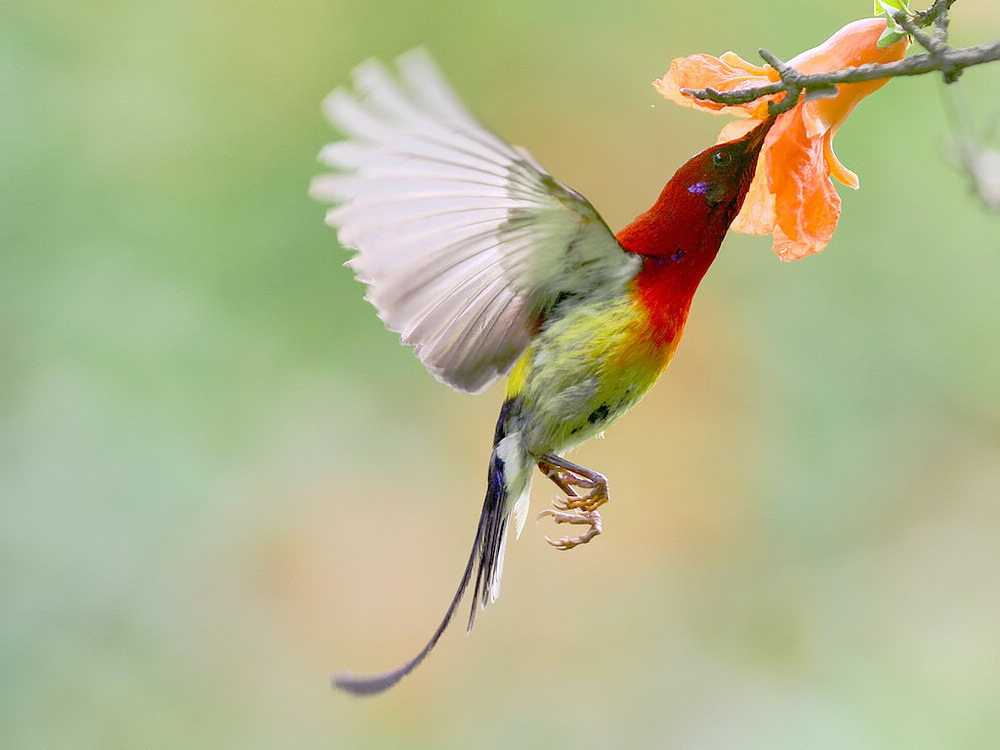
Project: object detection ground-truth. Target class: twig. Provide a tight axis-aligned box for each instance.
[681,0,998,114]
[682,39,1000,114]
[888,7,958,82]
[912,0,955,29]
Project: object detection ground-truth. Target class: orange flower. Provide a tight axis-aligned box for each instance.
[655,18,909,260]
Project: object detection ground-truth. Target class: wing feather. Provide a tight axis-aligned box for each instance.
[311,48,640,393]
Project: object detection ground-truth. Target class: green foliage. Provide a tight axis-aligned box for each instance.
[875,0,914,47]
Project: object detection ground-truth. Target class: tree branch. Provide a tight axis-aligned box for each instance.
[681,2,999,115]
[683,39,1000,114]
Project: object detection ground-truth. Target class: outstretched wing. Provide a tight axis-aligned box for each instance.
[311,49,640,394]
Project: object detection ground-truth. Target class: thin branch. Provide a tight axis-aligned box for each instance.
[890,7,958,82]
[681,0,998,114]
[682,38,1000,115]
[912,0,955,29]
[929,0,950,48]
[677,1,1000,214]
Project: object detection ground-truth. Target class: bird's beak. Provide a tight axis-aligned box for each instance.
[742,115,777,154]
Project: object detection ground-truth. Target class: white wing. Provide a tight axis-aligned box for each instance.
[311,48,640,394]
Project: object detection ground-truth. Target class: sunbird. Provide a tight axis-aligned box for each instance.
[312,49,774,695]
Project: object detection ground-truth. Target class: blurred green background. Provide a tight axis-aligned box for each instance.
[4,0,1000,747]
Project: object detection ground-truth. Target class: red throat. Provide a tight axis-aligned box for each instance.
[627,251,712,350]
[615,207,731,349]
[614,115,775,347]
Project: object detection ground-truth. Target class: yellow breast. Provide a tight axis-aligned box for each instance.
[504,295,678,456]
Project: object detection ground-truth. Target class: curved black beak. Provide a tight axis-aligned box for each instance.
[742,114,777,154]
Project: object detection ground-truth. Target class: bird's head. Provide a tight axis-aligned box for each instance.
[663,115,774,230]
[617,115,774,260]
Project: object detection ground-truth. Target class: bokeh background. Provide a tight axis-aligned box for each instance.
[4,0,1000,747]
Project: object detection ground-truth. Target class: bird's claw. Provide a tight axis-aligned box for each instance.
[536,454,610,549]
[537,508,602,550]
[551,484,609,513]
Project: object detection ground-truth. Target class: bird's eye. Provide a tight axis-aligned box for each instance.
[712,150,733,168]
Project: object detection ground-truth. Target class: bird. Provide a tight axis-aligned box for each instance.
[311,48,774,695]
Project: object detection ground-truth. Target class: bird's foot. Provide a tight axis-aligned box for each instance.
[535,454,610,549]
[537,508,602,550]
[537,455,609,514]
[551,481,608,513]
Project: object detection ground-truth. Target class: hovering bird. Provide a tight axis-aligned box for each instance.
[311,49,774,695]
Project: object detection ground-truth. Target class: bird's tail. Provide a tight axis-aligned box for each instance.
[333,401,531,696]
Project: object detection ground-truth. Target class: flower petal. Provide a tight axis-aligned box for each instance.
[824,133,859,189]
[658,17,908,259]
[716,117,760,143]
[787,18,909,75]
[654,52,776,118]
[768,114,842,260]
[792,19,908,136]
[732,158,777,235]
[723,118,778,234]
